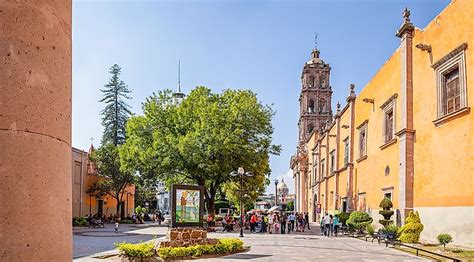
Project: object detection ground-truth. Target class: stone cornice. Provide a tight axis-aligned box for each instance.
[396,22,415,38]
[380,94,398,109]
[432,43,468,69]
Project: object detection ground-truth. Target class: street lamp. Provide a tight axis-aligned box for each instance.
[230,167,253,238]
[274,179,279,207]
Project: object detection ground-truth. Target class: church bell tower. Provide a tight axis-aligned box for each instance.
[298,48,333,145]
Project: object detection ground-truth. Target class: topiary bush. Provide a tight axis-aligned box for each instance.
[158,238,244,259]
[437,233,453,250]
[347,211,373,234]
[398,211,424,243]
[338,212,351,226]
[115,241,156,260]
[378,197,394,228]
[366,224,375,236]
[73,217,88,227]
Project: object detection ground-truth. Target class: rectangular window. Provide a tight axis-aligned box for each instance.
[434,43,468,120]
[385,109,394,143]
[330,191,334,203]
[444,68,461,114]
[320,159,325,179]
[357,121,368,158]
[343,138,349,165]
[330,150,335,174]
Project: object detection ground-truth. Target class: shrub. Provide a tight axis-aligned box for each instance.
[115,241,156,259]
[120,219,134,224]
[366,224,375,235]
[398,211,424,243]
[378,197,394,227]
[158,238,244,259]
[382,224,399,239]
[338,212,351,226]
[347,211,373,234]
[73,217,88,227]
[437,233,453,250]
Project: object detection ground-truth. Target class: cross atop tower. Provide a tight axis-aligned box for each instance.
[314,33,318,50]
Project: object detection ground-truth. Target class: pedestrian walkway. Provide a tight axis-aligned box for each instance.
[75,223,426,261]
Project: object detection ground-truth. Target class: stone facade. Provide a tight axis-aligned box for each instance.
[159,228,218,248]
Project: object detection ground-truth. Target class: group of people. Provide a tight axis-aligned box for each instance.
[245,212,311,234]
[320,213,340,237]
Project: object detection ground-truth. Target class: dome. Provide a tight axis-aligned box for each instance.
[277,180,288,190]
[306,49,325,65]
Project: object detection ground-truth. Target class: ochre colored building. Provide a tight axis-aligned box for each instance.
[72,145,135,218]
[292,1,473,246]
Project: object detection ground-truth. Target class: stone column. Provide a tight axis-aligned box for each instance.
[346,84,356,211]
[0,1,72,261]
[396,8,415,221]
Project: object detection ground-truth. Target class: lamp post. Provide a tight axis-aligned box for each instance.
[230,167,253,238]
[274,179,279,207]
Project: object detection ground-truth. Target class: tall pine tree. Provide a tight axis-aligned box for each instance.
[100,64,132,145]
[89,64,134,218]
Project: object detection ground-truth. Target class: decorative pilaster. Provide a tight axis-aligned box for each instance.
[396,7,415,220]
[346,84,357,211]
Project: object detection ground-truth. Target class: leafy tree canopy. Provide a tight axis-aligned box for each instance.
[121,87,281,214]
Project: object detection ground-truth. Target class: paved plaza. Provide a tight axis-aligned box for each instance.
[75,223,425,261]
[73,224,166,259]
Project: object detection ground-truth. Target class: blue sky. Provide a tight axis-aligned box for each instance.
[73,0,450,194]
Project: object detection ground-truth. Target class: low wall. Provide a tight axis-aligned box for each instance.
[159,228,218,248]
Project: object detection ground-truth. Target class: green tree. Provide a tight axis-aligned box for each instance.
[134,178,159,209]
[398,211,424,243]
[91,143,135,217]
[121,87,280,215]
[100,64,132,146]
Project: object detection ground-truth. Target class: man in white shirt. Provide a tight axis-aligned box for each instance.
[323,213,331,237]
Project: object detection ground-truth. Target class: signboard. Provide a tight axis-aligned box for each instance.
[316,204,322,214]
[171,184,204,228]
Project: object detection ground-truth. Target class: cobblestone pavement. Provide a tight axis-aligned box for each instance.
[73,223,166,259]
[75,223,426,261]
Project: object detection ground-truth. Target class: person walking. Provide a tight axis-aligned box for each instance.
[274,214,280,234]
[280,213,287,234]
[323,213,331,237]
[305,212,311,230]
[329,215,334,236]
[333,214,340,237]
[250,213,257,233]
[268,213,274,234]
[288,212,295,232]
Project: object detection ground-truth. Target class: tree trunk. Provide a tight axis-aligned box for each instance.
[115,192,120,217]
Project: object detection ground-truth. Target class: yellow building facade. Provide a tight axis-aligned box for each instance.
[293,1,473,246]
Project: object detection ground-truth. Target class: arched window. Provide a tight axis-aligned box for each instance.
[308,123,314,134]
[319,98,326,113]
[308,99,315,113]
[319,75,325,88]
[309,76,315,87]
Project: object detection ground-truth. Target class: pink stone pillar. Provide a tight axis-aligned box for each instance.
[0,1,72,260]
